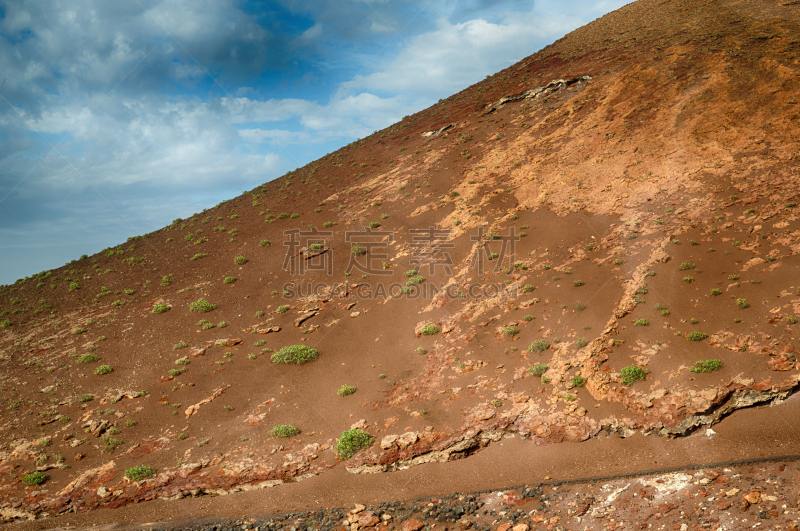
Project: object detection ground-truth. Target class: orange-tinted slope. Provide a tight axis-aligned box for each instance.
[1,0,799,524]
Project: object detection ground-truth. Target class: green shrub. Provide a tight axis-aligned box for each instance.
[276,305,290,314]
[77,353,99,364]
[737,298,749,309]
[687,331,708,342]
[72,327,87,335]
[406,275,425,286]
[335,429,373,460]
[420,324,438,335]
[173,341,188,350]
[683,276,694,283]
[634,319,649,326]
[124,465,155,481]
[152,303,169,314]
[524,315,534,321]
[160,275,171,286]
[190,253,208,261]
[710,288,722,296]
[338,385,356,397]
[78,394,93,402]
[529,363,548,376]
[68,281,79,292]
[679,261,695,271]
[0,319,12,328]
[576,337,588,348]
[574,301,586,311]
[270,425,300,438]
[351,244,366,256]
[94,365,113,375]
[271,345,319,365]
[189,299,216,313]
[259,240,271,247]
[22,471,46,485]
[571,376,587,387]
[521,284,535,293]
[529,339,550,352]
[503,325,518,337]
[223,276,236,284]
[573,280,584,287]
[620,365,646,386]
[690,359,722,373]
[233,255,247,265]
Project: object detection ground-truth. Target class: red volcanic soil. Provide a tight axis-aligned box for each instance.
[2,0,800,527]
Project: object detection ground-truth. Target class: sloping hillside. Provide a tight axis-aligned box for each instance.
[1,0,800,525]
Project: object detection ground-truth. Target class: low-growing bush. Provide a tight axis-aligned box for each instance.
[270,425,300,438]
[223,276,236,284]
[22,471,46,485]
[124,465,155,481]
[77,353,99,364]
[620,365,646,386]
[152,303,169,314]
[634,319,649,326]
[276,305,290,314]
[690,359,722,373]
[335,429,373,460]
[189,299,216,313]
[529,339,550,352]
[529,363,548,376]
[234,255,247,265]
[338,385,356,397]
[271,345,319,365]
[94,365,113,375]
[420,324,438,335]
[503,325,518,337]
[576,337,588,348]
[687,331,708,342]
[571,376,587,387]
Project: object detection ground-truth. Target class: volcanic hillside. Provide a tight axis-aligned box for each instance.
[1,0,800,526]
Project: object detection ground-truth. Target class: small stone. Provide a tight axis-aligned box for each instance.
[358,512,380,527]
[351,504,366,514]
[496,524,512,531]
[745,491,761,505]
[512,525,529,531]
[705,428,716,437]
[725,488,740,497]
[400,518,424,531]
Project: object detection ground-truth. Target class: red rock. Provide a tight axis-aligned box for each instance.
[358,512,380,527]
[713,500,732,510]
[401,518,424,531]
[496,524,512,531]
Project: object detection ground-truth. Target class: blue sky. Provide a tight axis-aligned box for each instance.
[0,0,631,285]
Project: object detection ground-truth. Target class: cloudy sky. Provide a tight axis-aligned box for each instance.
[0,0,631,285]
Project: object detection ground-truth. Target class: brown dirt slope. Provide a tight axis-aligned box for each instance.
[1,0,799,526]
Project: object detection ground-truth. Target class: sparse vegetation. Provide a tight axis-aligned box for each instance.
[529,339,550,352]
[690,359,722,373]
[189,300,216,313]
[22,471,46,485]
[152,303,170,314]
[234,255,248,265]
[687,331,708,341]
[124,465,155,481]
[634,319,649,326]
[571,376,587,387]
[338,385,356,397]
[271,345,319,365]
[529,363,549,376]
[271,425,300,438]
[620,365,646,386]
[420,324,438,335]
[335,429,373,460]
[94,365,113,375]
